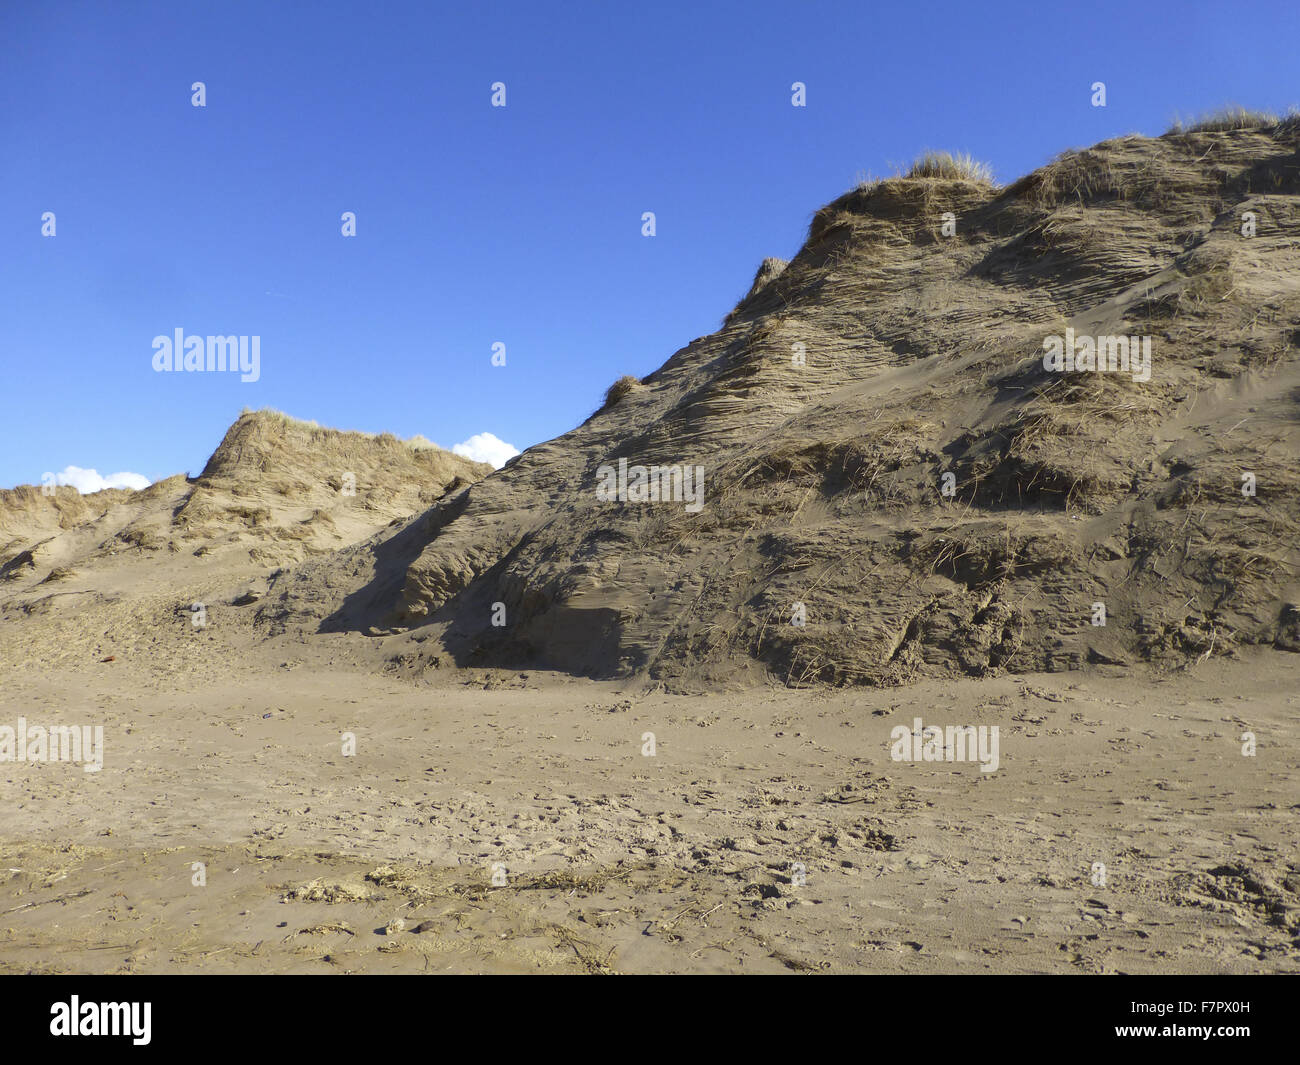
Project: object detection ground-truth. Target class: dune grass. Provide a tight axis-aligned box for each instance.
[603,375,642,408]
[904,151,996,184]
[1167,106,1284,134]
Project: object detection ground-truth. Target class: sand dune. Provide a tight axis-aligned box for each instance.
[2,126,1298,974]
[263,124,1300,691]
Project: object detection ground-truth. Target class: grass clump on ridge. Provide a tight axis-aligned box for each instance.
[904,150,996,184]
[603,375,642,408]
[239,406,321,430]
[1167,106,1283,134]
[236,407,452,455]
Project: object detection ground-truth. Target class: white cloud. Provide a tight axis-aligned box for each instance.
[452,432,519,469]
[46,466,151,494]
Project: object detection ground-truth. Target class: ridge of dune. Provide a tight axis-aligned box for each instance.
[0,410,491,673]
[262,122,1300,688]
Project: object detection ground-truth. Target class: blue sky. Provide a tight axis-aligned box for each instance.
[2,0,1297,487]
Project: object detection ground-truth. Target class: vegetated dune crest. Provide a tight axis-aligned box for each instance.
[255,120,1300,690]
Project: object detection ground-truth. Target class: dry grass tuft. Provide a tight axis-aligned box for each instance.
[1167,106,1282,134]
[603,375,642,408]
[235,408,454,456]
[239,406,321,431]
[904,151,996,184]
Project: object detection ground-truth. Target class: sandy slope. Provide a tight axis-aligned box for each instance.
[260,123,1300,689]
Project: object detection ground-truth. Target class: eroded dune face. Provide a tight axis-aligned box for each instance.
[0,411,490,673]
[265,123,1300,688]
[15,128,1297,692]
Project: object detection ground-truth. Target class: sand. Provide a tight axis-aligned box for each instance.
[1,634,1296,973]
